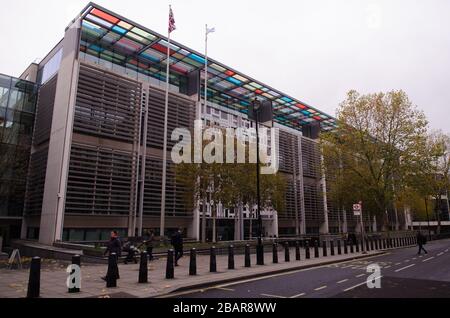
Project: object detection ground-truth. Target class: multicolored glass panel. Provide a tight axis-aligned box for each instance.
[80,5,336,131]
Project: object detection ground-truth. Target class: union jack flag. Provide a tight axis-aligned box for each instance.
[168,6,176,33]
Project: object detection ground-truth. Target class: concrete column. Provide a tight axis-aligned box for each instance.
[297,136,306,235]
[39,19,81,245]
[342,208,348,233]
[188,204,200,241]
[372,215,377,232]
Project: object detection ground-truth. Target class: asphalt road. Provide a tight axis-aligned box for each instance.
[170,238,450,298]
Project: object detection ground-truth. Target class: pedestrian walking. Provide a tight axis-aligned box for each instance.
[417,232,428,255]
[171,228,184,266]
[102,230,122,281]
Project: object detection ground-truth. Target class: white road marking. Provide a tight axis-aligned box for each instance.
[290,293,306,298]
[356,274,366,278]
[337,279,349,284]
[314,285,328,291]
[412,258,417,260]
[445,249,449,252]
[395,264,416,272]
[395,262,401,265]
[404,259,411,263]
[261,293,287,299]
[437,252,444,257]
[343,276,382,292]
[422,257,435,262]
[215,287,234,292]
[384,265,392,269]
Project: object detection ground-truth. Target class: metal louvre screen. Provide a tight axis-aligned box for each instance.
[74,64,141,143]
[146,87,195,149]
[33,76,57,146]
[143,156,191,218]
[303,178,325,223]
[301,137,321,178]
[24,147,48,215]
[65,144,135,215]
[278,130,296,174]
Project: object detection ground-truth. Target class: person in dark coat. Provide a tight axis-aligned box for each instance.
[417,232,428,255]
[171,228,184,266]
[102,231,122,281]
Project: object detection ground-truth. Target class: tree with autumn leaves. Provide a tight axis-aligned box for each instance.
[321,90,449,231]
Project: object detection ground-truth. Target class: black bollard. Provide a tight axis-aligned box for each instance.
[356,240,360,253]
[337,240,342,255]
[375,239,379,250]
[166,250,174,279]
[305,241,311,259]
[383,239,387,249]
[68,255,81,293]
[210,247,217,273]
[285,243,290,262]
[330,241,335,256]
[245,244,251,268]
[27,257,41,298]
[323,241,328,257]
[138,251,148,284]
[370,238,374,251]
[344,240,348,254]
[106,253,119,287]
[295,241,301,261]
[228,245,235,270]
[189,248,197,276]
[350,241,354,254]
[366,238,370,251]
[314,240,319,258]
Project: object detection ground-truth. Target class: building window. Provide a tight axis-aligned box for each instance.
[39,48,63,85]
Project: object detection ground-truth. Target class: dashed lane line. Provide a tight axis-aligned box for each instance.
[215,287,235,292]
[395,262,401,265]
[395,264,416,272]
[290,293,306,298]
[384,265,392,269]
[343,276,382,292]
[356,274,366,278]
[437,252,444,257]
[260,294,287,299]
[314,286,328,291]
[422,256,435,262]
[337,279,349,284]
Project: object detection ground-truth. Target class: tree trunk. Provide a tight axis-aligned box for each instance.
[436,195,442,235]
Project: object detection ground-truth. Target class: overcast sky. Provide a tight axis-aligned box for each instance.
[0,0,449,133]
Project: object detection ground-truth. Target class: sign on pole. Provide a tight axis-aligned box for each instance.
[353,203,362,216]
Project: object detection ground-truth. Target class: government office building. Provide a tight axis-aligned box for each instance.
[0,3,393,246]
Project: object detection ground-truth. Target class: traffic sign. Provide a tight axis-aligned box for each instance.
[353,203,362,216]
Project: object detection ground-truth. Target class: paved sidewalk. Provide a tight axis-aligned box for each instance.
[0,245,390,298]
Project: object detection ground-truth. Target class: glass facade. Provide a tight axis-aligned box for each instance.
[78,5,337,132]
[0,74,37,217]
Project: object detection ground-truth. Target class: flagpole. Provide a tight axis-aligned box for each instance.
[204,24,208,120]
[160,6,172,240]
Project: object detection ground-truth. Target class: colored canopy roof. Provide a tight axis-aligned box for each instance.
[78,3,337,132]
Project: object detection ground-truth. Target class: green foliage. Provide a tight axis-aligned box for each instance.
[321,90,429,225]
